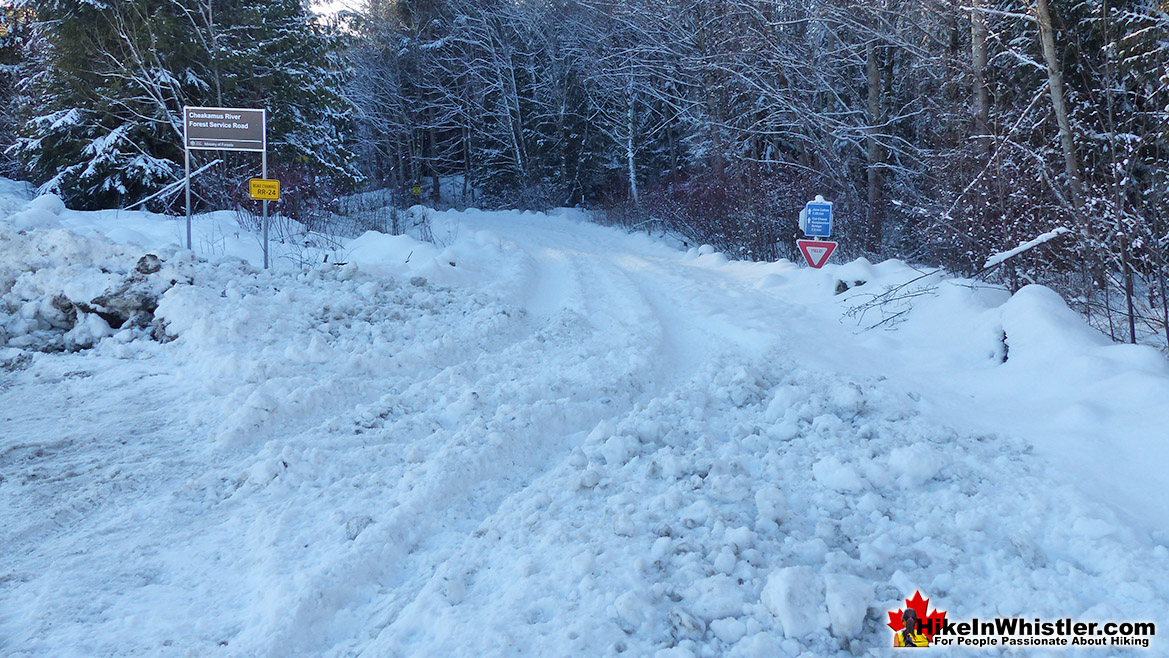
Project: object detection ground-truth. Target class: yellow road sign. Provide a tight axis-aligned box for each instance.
[249,178,280,201]
[411,183,422,196]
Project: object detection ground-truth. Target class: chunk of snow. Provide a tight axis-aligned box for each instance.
[730,633,782,658]
[824,574,873,638]
[761,567,829,638]
[754,486,787,532]
[614,590,654,631]
[687,574,747,623]
[999,284,1110,364]
[710,617,747,643]
[887,444,944,487]
[64,312,113,348]
[812,456,866,492]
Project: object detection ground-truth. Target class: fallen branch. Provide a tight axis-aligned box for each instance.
[844,268,944,331]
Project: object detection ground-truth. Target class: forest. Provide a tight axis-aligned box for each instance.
[1,0,1168,345]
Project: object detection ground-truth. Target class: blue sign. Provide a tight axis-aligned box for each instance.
[804,201,833,237]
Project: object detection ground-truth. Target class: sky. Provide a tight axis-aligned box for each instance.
[313,0,363,14]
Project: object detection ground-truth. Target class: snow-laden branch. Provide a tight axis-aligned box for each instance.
[125,159,222,210]
[983,227,1071,269]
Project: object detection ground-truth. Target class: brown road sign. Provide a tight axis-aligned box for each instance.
[184,106,266,152]
[248,178,280,201]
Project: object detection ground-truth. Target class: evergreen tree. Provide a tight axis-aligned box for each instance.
[216,1,358,190]
[13,0,187,208]
[13,0,358,210]
[0,4,32,177]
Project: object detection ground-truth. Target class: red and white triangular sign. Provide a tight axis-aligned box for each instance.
[797,239,838,269]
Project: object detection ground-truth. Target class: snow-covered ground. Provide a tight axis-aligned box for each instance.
[2,184,1167,657]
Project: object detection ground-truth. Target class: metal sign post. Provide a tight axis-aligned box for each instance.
[182,106,270,267]
[262,148,268,269]
[185,143,191,250]
[248,176,281,268]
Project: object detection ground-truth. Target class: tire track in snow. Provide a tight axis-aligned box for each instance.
[0,255,535,657]
[242,236,708,658]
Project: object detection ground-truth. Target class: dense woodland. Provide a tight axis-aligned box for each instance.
[1,0,1168,344]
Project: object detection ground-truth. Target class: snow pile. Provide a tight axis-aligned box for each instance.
[149,256,524,445]
[0,227,185,353]
[750,251,1169,534]
[999,284,1115,364]
[345,355,1167,658]
[0,177,31,215]
[8,193,67,230]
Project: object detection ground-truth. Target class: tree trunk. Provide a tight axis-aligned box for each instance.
[463,122,471,204]
[627,104,639,207]
[1035,0,1082,208]
[1123,257,1136,344]
[866,41,884,251]
[707,94,725,179]
[396,145,406,196]
[499,54,526,183]
[1159,256,1169,349]
[429,105,440,203]
[1103,0,1134,344]
[699,0,726,179]
[972,0,990,154]
[668,124,678,177]
[1104,279,1117,341]
[206,1,224,108]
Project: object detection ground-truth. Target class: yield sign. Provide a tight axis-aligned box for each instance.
[797,239,838,268]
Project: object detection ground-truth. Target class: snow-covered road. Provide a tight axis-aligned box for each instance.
[2,198,1167,657]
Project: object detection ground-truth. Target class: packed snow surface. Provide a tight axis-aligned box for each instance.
[2,184,1167,657]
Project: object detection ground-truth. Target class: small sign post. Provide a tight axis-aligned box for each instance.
[248,178,280,201]
[796,195,838,268]
[799,195,833,238]
[796,239,838,268]
[183,106,272,268]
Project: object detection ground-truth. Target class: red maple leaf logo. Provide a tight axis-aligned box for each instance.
[887,590,947,641]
